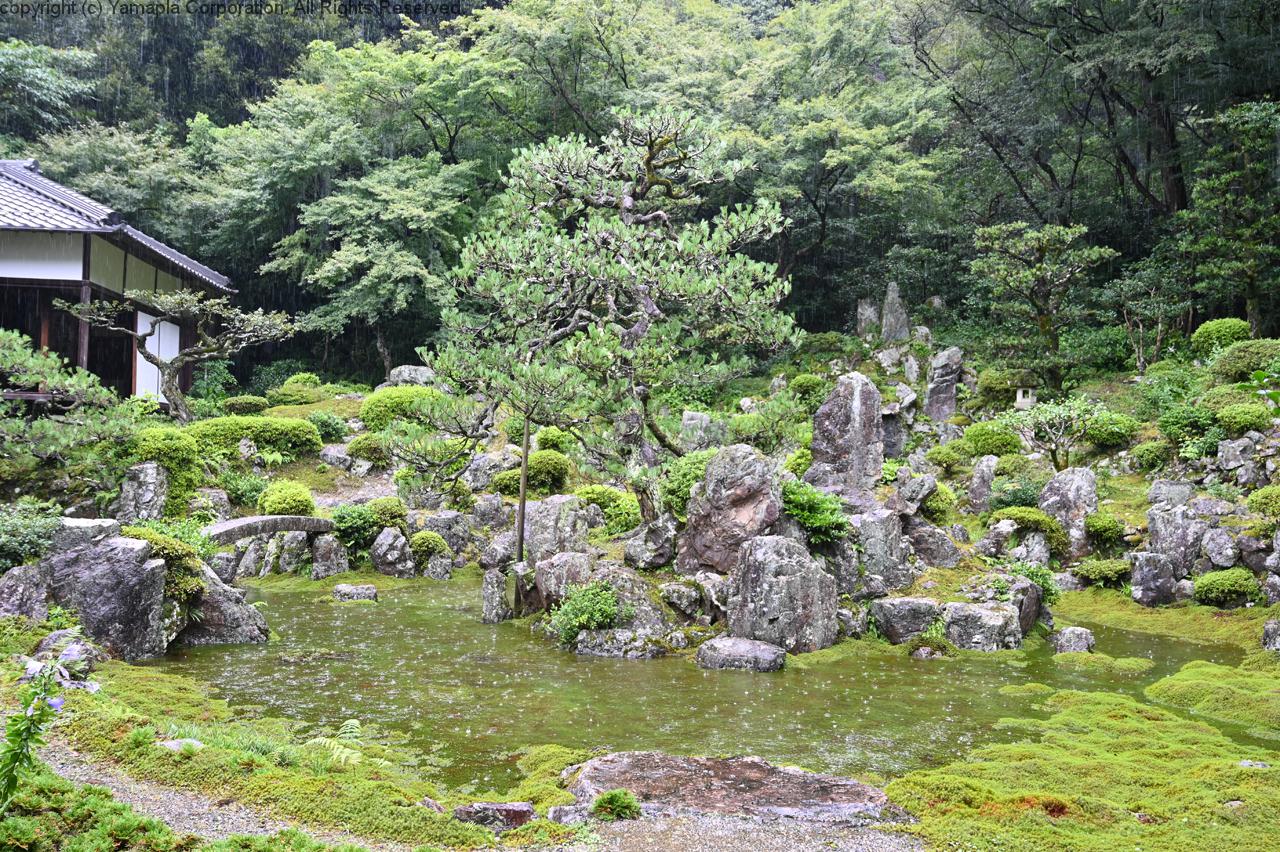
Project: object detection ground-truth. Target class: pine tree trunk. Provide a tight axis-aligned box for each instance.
[514,416,531,565]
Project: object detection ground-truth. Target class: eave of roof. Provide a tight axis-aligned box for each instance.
[0,159,233,293]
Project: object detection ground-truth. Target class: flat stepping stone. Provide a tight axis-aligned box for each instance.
[563,751,907,826]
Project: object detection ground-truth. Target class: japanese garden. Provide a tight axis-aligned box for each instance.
[0,2,1278,850]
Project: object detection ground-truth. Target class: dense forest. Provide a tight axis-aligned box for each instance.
[4,0,1277,380]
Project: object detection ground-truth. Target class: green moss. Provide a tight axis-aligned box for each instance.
[186,417,323,459]
[920,481,957,524]
[1053,651,1155,676]
[131,426,203,515]
[257,480,316,516]
[963,421,1021,456]
[1246,485,1280,518]
[1217,402,1273,436]
[1083,511,1125,547]
[264,397,364,421]
[1146,654,1280,730]
[1194,568,1263,607]
[887,690,1280,851]
[998,682,1056,698]
[1055,588,1279,649]
[272,459,342,494]
[989,507,1068,557]
[358,387,442,431]
[1072,558,1130,587]
[120,525,207,605]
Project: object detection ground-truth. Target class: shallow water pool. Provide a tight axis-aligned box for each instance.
[148,576,1241,788]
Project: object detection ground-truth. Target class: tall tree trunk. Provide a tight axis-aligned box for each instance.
[514,415,531,565]
[1246,277,1263,338]
[160,367,193,424]
[374,327,393,381]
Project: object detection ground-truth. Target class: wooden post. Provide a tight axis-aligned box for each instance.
[76,283,90,369]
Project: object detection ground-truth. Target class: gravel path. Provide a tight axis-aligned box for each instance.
[39,741,412,851]
[545,814,925,852]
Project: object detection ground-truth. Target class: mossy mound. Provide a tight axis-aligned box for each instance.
[1145,654,1280,730]
[1053,651,1155,676]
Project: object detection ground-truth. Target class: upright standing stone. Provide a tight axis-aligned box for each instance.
[116,462,168,523]
[922,346,964,422]
[856,298,880,338]
[481,568,512,624]
[804,372,883,501]
[968,455,998,513]
[1038,467,1098,559]
[371,527,415,578]
[727,536,837,654]
[310,534,350,579]
[880,282,910,342]
[675,445,782,575]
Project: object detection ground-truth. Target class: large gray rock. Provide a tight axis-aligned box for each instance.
[471,493,512,530]
[975,518,1018,557]
[409,510,474,557]
[521,496,591,566]
[1130,552,1178,607]
[0,563,52,621]
[46,537,167,660]
[481,568,512,623]
[175,567,269,646]
[116,462,168,523]
[869,597,940,644]
[856,298,879,338]
[573,628,667,658]
[1051,626,1095,653]
[727,536,837,654]
[452,802,534,833]
[942,602,1021,651]
[880,281,910,342]
[1148,480,1194,507]
[591,563,673,634]
[679,411,727,451]
[276,531,310,575]
[1264,619,1280,652]
[968,455,998,513]
[386,364,437,386]
[849,509,916,594]
[676,445,782,575]
[370,527,415,578]
[461,447,520,492]
[902,516,961,569]
[659,582,702,619]
[922,346,963,422]
[235,536,266,579]
[320,444,353,471]
[534,552,594,609]
[208,552,238,585]
[50,518,120,553]
[1201,527,1239,568]
[189,488,232,522]
[310,534,349,580]
[1009,531,1050,567]
[1007,576,1043,636]
[804,373,884,500]
[695,636,786,672]
[624,514,677,571]
[1038,467,1097,559]
[1147,505,1209,578]
[333,583,377,602]
[1217,437,1254,471]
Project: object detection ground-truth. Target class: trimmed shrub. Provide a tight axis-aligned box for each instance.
[659,449,717,521]
[331,503,380,551]
[1246,485,1280,518]
[784,447,813,478]
[359,386,442,431]
[924,443,965,473]
[186,417,322,458]
[219,470,268,507]
[963,422,1021,456]
[592,789,641,821]
[1191,318,1251,355]
[1198,384,1259,414]
[1083,512,1125,547]
[574,485,641,536]
[306,411,348,442]
[119,525,206,604]
[493,450,572,496]
[549,581,623,645]
[988,477,1043,511]
[223,395,270,415]
[788,373,830,412]
[781,480,849,544]
[283,372,320,387]
[410,530,451,564]
[994,454,1030,477]
[990,507,1068,557]
[1216,403,1272,436]
[1073,558,1130,587]
[1194,568,1262,607]
[346,433,389,467]
[921,482,957,523]
[256,480,315,516]
[265,384,329,407]
[1210,339,1280,382]
[0,498,60,572]
[132,426,203,514]
[1084,411,1140,449]
[975,368,1024,407]
[366,496,407,531]
[1131,439,1172,472]
[535,426,574,453]
[1157,405,1216,448]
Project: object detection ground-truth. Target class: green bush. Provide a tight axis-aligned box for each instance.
[492,469,522,496]
[1131,439,1172,471]
[591,789,641,821]
[659,449,717,521]
[366,496,407,531]
[247,359,309,396]
[549,581,623,645]
[265,383,329,406]
[728,413,765,444]
[781,480,849,544]
[256,480,315,516]
[784,447,812,478]
[990,507,1068,557]
[1210,338,1280,382]
[128,518,217,561]
[1216,402,1272,436]
[223,395,270,415]
[409,530,451,564]
[331,503,380,551]
[1073,558,1130,587]
[975,367,1025,407]
[219,469,268,507]
[925,443,964,473]
[1157,404,1216,448]
[1246,485,1280,518]
[881,458,907,484]
[306,411,348,442]
[535,426,574,453]
[573,485,641,535]
[1083,512,1125,547]
[1198,384,1259,414]
[788,373,830,412]
[132,426,203,514]
[1084,411,1140,449]
[120,525,206,604]
[0,498,60,572]
[1191,318,1251,355]
[359,386,442,431]
[1009,560,1060,606]
[921,482,957,523]
[988,476,1043,511]
[493,450,572,496]
[283,372,320,387]
[1193,568,1262,607]
[346,433,389,467]
[186,416,323,458]
[993,454,1030,477]
[963,421,1021,456]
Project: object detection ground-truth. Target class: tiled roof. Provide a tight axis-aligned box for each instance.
[0,159,232,291]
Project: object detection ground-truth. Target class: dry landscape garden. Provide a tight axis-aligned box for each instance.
[0,1,1279,850]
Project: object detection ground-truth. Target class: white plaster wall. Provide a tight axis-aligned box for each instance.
[0,231,82,279]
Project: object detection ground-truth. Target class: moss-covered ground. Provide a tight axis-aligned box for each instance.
[1056,587,1279,650]
[1146,651,1280,732]
[263,398,364,421]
